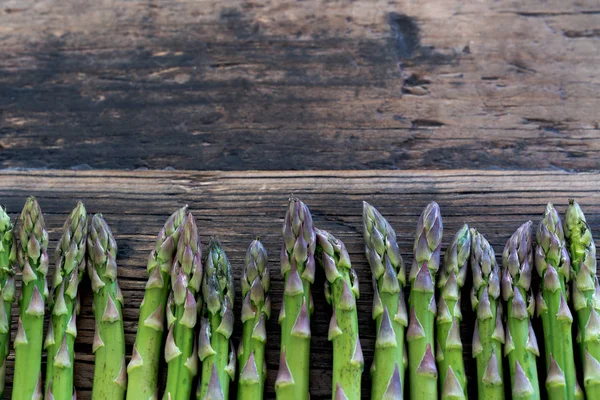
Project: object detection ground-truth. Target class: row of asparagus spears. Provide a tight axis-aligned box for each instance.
[1,196,598,399]
[363,199,600,400]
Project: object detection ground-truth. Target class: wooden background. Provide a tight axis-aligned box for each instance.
[1,0,600,399]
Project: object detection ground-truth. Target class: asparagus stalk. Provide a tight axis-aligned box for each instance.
[501,221,540,400]
[88,214,126,400]
[275,198,316,400]
[237,239,271,400]
[564,200,600,398]
[316,228,363,400]
[127,206,187,400]
[470,228,504,400]
[197,237,235,399]
[408,202,442,400]
[436,224,470,399]
[164,213,203,400]
[13,196,49,400]
[362,202,406,400]
[45,202,87,400]
[0,207,16,398]
[535,203,582,400]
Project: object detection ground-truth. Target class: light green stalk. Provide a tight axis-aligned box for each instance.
[408,202,442,400]
[470,228,504,400]
[88,214,126,400]
[564,200,600,398]
[164,213,203,400]
[0,207,16,398]
[13,197,49,400]
[317,228,363,400]
[502,221,540,400]
[536,203,582,400]
[237,239,270,400]
[197,238,235,399]
[362,202,406,400]
[276,198,316,400]
[127,206,187,400]
[436,225,470,399]
[45,202,87,400]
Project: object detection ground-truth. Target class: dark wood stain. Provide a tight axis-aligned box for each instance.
[0,1,598,171]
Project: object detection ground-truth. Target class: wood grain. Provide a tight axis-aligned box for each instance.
[1,1,599,171]
[0,169,597,399]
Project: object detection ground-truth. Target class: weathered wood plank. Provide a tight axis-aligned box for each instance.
[0,170,597,398]
[1,1,599,171]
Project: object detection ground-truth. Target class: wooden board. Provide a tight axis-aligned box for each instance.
[1,0,600,171]
[0,169,598,399]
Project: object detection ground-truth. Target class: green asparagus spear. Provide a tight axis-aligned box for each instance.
[362,202,406,400]
[45,202,87,400]
[316,228,363,400]
[164,213,203,400]
[197,237,235,399]
[502,221,540,400]
[127,206,187,400]
[13,197,49,400]
[408,202,442,400]
[470,228,504,400]
[0,207,16,398]
[536,203,582,400]
[276,198,316,400]
[88,214,126,400]
[564,200,600,398]
[436,225,470,399]
[237,239,271,400]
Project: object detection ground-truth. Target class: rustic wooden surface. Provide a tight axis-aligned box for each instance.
[1,0,600,171]
[0,170,597,399]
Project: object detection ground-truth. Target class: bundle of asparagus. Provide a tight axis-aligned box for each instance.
[362,202,406,399]
[408,202,442,400]
[13,197,49,400]
[317,228,363,400]
[436,225,470,399]
[127,206,187,399]
[564,200,600,398]
[502,221,540,400]
[45,202,88,400]
[197,237,235,399]
[238,239,271,400]
[0,207,16,398]
[276,198,316,400]
[535,203,582,400]
[88,214,126,400]
[164,213,203,400]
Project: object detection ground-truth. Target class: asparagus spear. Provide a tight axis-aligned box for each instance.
[237,239,271,400]
[470,228,504,400]
[88,214,126,400]
[0,207,16,398]
[164,213,203,400]
[316,228,363,400]
[535,203,582,400]
[408,202,442,400]
[197,237,235,399]
[45,202,87,400]
[362,202,406,400]
[275,198,316,400]
[436,224,470,399]
[501,221,540,400]
[13,197,49,400]
[564,200,600,398]
[127,206,187,400]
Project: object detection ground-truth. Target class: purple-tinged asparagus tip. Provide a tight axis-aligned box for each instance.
[382,364,402,400]
[546,355,566,388]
